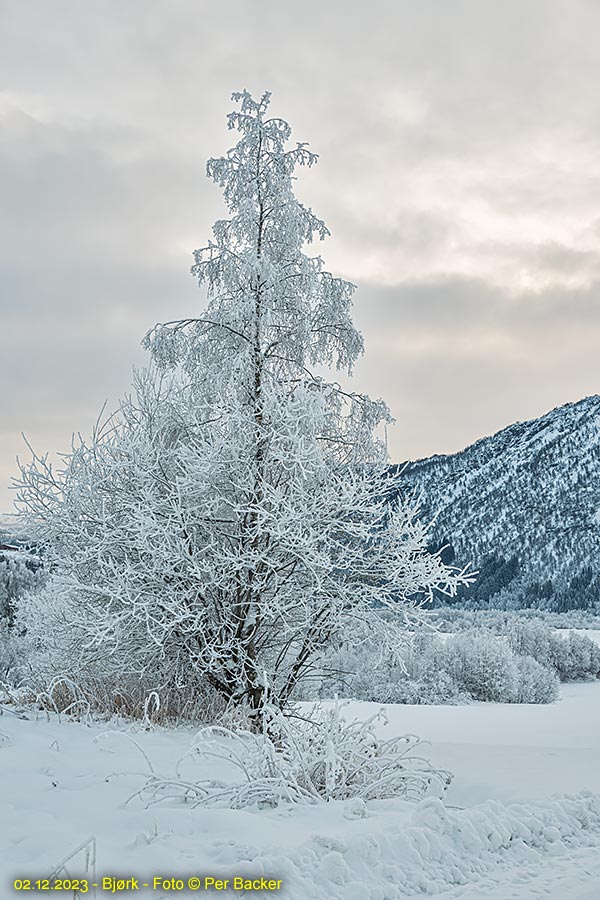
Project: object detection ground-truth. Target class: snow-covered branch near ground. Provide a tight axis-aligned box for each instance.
[15,91,471,721]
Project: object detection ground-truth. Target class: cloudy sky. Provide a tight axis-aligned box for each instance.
[1,0,600,511]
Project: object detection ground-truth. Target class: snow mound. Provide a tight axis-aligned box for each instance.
[201,792,600,898]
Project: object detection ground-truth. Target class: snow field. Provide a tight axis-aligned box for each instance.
[2,682,600,899]
[347,681,600,806]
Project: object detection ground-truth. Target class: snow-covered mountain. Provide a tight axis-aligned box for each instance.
[396,395,600,611]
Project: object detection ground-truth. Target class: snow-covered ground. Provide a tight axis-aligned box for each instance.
[363,682,600,806]
[2,683,600,899]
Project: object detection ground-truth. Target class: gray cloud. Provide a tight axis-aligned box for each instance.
[345,278,600,459]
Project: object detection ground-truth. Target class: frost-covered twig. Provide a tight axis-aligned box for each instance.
[49,836,97,897]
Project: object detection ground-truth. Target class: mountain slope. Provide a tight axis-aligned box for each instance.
[396,395,600,610]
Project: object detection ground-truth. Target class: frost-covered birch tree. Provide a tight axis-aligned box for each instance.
[17,91,471,718]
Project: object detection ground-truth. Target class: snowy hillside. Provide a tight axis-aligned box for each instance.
[396,395,600,611]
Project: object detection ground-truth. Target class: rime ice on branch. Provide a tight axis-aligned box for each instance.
[17,91,472,719]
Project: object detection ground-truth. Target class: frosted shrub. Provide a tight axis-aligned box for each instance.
[319,629,549,705]
[317,639,404,703]
[0,551,44,628]
[136,702,452,808]
[394,669,470,705]
[506,620,600,681]
[547,631,571,677]
[514,655,559,703]
[346,667,398,704]
[5,601,228,725]
[563,632,600,680]
[338,646,407,704]
[449,632,519,702]
[321,613,600,704]
[420,632,558,703]
[0,621,16,679]
[507,620,552,668]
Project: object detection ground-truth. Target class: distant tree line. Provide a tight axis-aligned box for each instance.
[429,540,600,613]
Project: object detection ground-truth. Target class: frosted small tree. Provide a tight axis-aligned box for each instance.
[0,549,43,629]
[17,91,471,720]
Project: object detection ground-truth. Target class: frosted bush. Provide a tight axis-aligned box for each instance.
[0,551,44,628]
[0,621,16,679]
[562,632,600,680]
[134,702,452,809]
[449,632,519,702]
[507,619,552,668]
[319,637,408,704]
[392,670,470,706]
[320,625,563,705]
[341,657,405,704]
[547,631,571,677]
[514,655,559,703]
[505,619,600,681]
